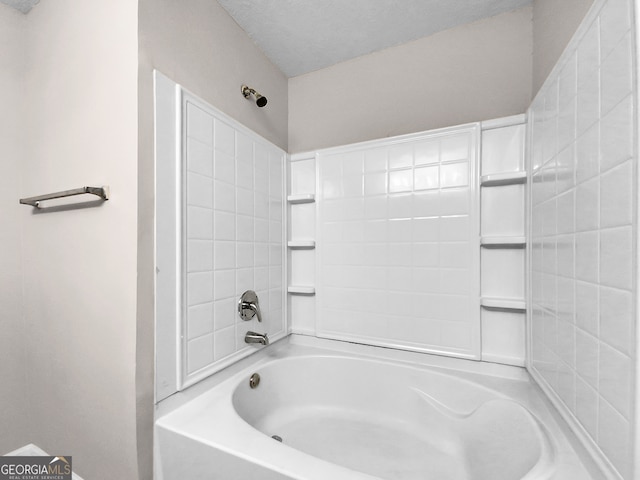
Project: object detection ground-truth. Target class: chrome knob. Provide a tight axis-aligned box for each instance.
[238,290,262,322]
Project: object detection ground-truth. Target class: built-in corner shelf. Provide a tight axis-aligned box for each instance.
[481,236,526,247]
[287,194,315,204]
[288,240,316,249]
[480,171,527,187]
[481,297,526,311]
[288,286,316,295]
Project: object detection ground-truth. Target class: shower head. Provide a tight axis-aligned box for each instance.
[254,93,268,108]
[241,84,268,108]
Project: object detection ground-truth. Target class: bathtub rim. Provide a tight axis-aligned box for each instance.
[156,334,531,417]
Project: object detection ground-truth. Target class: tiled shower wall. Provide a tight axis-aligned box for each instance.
[528,0,637,477]
[313,126,481,359]
[183,93,286,386]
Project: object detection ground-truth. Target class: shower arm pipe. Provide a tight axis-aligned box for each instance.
[242,85,258,97]
[19,186,110,208]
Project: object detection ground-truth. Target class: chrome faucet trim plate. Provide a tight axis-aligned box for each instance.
[238,290,262,322]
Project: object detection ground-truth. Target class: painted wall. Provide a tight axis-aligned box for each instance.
[21,1,140,479]
[0,3,27,455]
[288,6,533,153]
[529,0,636,477]
[532,0,596,95]
[138,0,288,151]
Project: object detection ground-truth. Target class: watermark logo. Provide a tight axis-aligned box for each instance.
[0,456,72,480]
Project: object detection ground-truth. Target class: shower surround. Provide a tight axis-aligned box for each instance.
[528,0,638,477]
[155,73,286,400]
[155,91,598,479]
[311,125,481,358]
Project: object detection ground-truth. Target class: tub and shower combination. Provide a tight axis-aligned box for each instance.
[153,92,609,480]
[154,0,637,474]
[153,102,603,479]
[152,89,609,480]
[156,336,596,479]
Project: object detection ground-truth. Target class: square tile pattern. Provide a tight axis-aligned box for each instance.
[529,1,635,477]
[317,128,480,357]
[184,101,285,378]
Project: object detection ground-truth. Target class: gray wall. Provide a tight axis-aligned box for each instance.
[21,1,140,478]
[138,0,288,151]
[532,0,596,94]
[289,1,600,153]
[288,6,533,153]
[0,3,27,455]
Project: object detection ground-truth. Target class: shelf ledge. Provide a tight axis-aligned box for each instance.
[288,240,316,249]
[288,286,316,295]
[481,236,526,247]
[481,297,526,311]
[287,194,315,204]
[480,172,526,186]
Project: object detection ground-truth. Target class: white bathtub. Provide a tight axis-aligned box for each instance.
[155,336,598,480]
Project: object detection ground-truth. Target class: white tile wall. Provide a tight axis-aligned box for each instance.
[183,96,286,383]
[481,309,525,364]
[481,124,525,175]
[528,1,636,477]
[481,185,525,237]
[315,127,480,358]
[481,248,525,299]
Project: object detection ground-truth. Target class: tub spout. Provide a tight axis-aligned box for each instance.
[245,331,269,346]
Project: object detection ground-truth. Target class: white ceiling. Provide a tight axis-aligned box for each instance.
[1,0,39,13]
[217,0,532,77]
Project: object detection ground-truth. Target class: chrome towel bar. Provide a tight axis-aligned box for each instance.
[19,186,109,208]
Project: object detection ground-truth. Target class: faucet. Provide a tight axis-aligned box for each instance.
[238,290,262,322]
[245,331,269,346]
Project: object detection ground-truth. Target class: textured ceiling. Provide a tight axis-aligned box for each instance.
[2,0,532,72]
[217,0,532,77]
[1,0,39,13]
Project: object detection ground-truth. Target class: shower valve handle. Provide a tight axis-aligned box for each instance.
[238,290,262,322]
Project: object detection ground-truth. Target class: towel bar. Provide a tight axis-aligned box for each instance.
[19,186,109,208]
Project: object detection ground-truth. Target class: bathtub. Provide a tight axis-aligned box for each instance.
[155,335,598,480]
